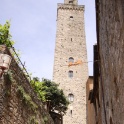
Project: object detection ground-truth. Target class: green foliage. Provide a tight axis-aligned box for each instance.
[41,116,48,124]
[17,86,38,111]
[31,78,69,115]
[6,70,15,83]
[33,77,40,82]
[0,21,15,47]
[29,116,38,124]
[43,116,48,123]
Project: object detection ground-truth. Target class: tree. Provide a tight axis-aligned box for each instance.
[31,78,69,115]
[0,21,14,47]
[33,77,40,82]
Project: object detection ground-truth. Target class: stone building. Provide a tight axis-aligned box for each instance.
[87,0,124,124]
[86,44,100,124]
[53,0,88,123]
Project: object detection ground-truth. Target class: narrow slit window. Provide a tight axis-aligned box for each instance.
[69,57,74,63]
[68,70,73,78]
[68,93,74,102]
[70,110,72,116]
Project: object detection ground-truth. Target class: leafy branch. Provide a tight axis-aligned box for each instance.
[0,21,15,47]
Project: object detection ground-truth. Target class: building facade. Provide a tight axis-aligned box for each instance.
[87,0,124,124]
[53,0,88,123]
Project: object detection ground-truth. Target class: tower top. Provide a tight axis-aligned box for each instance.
[64,0,78,5]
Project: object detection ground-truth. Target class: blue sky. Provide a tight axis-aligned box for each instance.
[0,0,96,80]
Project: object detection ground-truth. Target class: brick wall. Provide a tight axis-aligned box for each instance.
[0,45,54,124]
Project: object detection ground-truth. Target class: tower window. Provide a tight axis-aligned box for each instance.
[68,70,73,78]
[69,57,74,63]
[69,1,73,4]
[68,93,74,102]
[69,105,73,117]
[70,110,72,116]
[70,16,73,19]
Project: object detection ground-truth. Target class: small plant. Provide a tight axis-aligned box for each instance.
[29,116,38,124]
[6,70,15,83]
[43,116,48,122]
[41,116,48,124]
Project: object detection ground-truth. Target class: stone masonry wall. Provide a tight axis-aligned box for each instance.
[96,0,124,123]
[53,1,88,124]
[0,45,54,124]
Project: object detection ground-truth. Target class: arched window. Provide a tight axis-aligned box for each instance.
[69,0,73,4]
[69,57,74,63]
[70,16,73,20]
[68,93,74,102]
[68,70,73,78]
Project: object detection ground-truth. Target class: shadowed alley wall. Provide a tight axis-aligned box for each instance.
[87,0,124,124]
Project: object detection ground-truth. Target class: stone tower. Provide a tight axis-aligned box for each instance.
[53,0,88,123]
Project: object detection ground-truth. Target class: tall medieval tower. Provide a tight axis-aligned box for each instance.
[53,0,88,123]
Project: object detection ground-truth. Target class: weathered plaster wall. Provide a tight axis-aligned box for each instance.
[96,0,124,123]
[86,77,96,124]
[0,45,54,124]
